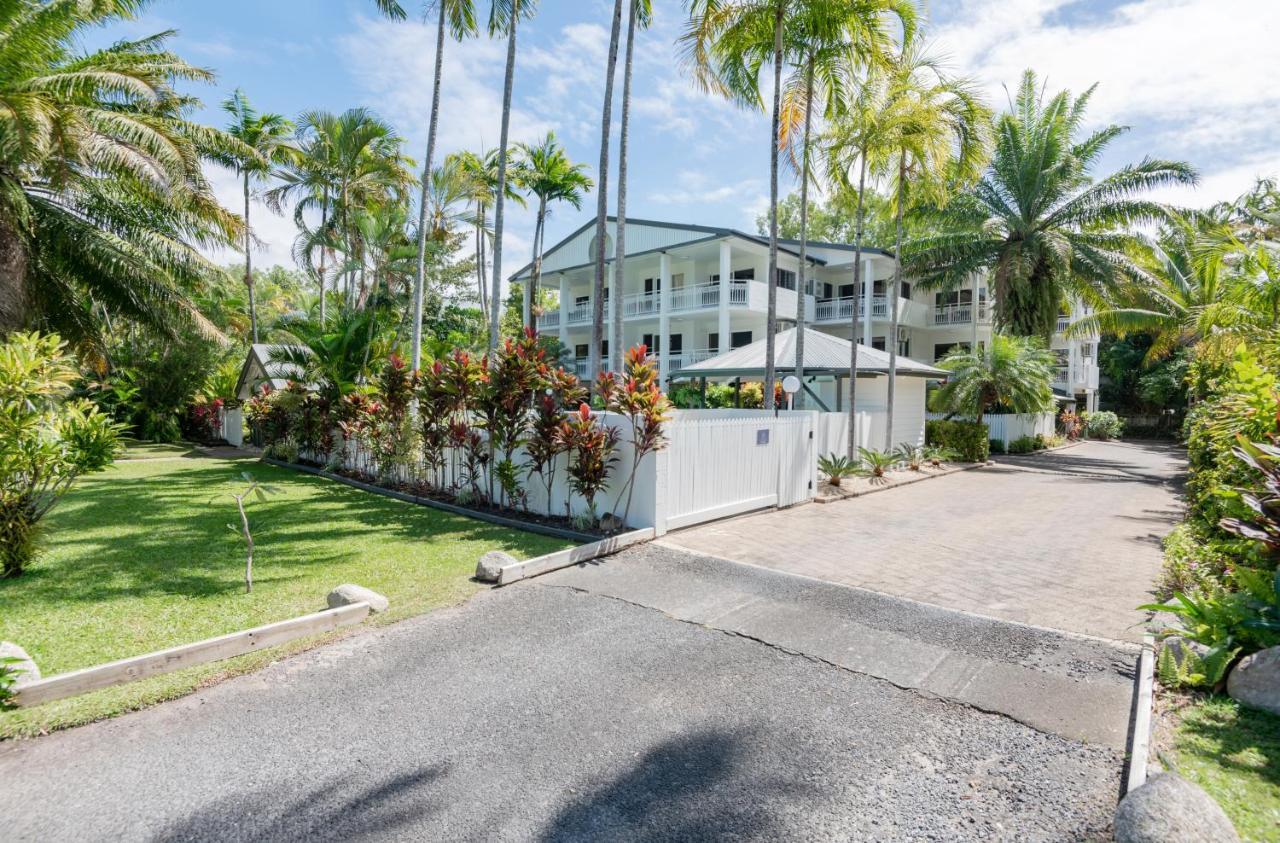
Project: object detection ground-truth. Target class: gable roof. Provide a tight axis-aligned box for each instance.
[234,343,308,400]
[674,327,946,379]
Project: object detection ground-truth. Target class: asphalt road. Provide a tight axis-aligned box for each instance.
[0,545,1129,842]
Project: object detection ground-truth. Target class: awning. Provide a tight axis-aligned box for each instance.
[673,327,947,379]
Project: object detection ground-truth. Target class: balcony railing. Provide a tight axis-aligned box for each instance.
[543,281,750,331]
[1056,316,1071,333]
[539,310,560,329]
[813,295,889,323]
[574,348,718,382]
[931,302,990,326]
[1053,365,1069,385]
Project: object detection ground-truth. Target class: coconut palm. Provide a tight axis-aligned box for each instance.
[590,0,625,379]
[778,0,912,408]
[514,133,593,328]
[872,42,990,450]
[934,334,1055,423]
[0,1,245,348]
[267,116,339,323]
[454,147,525,333]
[611,0,654,371]
[221,90,296,344]
[486,0,539,358]
[405,0,478,372]
[907,69,1197,341]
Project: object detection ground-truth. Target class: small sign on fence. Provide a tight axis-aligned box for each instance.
[756,429,770,446]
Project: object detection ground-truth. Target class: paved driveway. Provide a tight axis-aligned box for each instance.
[664,440,1185,642]
[1,545,1128,842]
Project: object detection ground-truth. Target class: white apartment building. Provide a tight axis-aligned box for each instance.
[512,218,1100,411]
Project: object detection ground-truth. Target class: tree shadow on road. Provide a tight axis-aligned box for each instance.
[152,764,450,842]
[539,727,808,842]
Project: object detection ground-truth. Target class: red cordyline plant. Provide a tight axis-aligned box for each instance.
[417,358,454,490]
[478,328,546,508]
[438,349,485,491]
[525,366,588,516]
[367,354,417,479]
[558,403,619,525]
[598,344,672,527]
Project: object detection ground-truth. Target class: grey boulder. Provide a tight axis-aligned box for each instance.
[1114,773,1238,842]
[475,550,517,583]
[1227,645,1280,716]
[326,584,389,614]
[0,641,39,685]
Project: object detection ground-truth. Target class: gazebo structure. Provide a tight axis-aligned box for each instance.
[672,327,945,412]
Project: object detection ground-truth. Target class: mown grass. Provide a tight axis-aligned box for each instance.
[1165,694,1280,842]
[0,453,571,739]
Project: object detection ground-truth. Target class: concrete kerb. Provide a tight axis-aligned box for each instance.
[485,528,656,586]
[262,457,598,543]
[1124,633,1157,796]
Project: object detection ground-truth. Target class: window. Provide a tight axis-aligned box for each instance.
[872,336,887,351]
[668,333,683,354]
[731,330,753,349]
[641,333,660,353]
[823,283,835,299]
[574,344,588,359]
[643,277,661,295]
[900,281,912,299]
[873,279,886,295]
[838,283,856,299]
[733,268,755,280]
[778,269,796,290]
[575,295,589,307]
[601,340,609,357]
[934,341,969,361]
[708,332,719,353]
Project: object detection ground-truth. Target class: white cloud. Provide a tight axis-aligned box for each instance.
[202,164,300,271]
[931,0,1280,195]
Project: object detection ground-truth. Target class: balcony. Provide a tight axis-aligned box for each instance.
[813,295,889,323]
[574,348,718,382]
[1056,316,1071,334]
[539,281,750,332]
[931,302,990,326]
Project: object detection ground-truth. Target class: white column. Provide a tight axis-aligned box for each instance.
[659,252,672,386]
[718,240,731,354]
[971,272,980,349]
[558,273,569,348]
[861,257,873,346]
[606,263,616,371]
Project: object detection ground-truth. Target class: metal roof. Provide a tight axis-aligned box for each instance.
[673,327,947,379]
[235,343,309,399]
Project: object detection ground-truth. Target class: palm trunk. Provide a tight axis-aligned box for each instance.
[411,1,449,371]
[0,215,30,332]
[318,192,329,324]
[846,153,868,460]
[763,1,786,411]
[244,172,259,344]
[612,0,637,373]
[884,152,906,452]
[489,2,522,358]
[793,55,814,410]
[590,0,624,381]
[476,205,489,318]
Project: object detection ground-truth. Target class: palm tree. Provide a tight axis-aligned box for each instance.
[455,148,525,333]
[486,0,539,359]
[406,0,478,372]
[612,0,654,372]
[222,90,296,344]
[907,69,1197,341]
[0,1,245,348]
[873,43,990,450]
[514,134,593,328]
[933,334,1055,423]
[590,0,625,379]
[778,0,910,408]
[277,308,396,405]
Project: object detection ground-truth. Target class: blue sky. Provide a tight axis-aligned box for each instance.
[90,0,1280,273]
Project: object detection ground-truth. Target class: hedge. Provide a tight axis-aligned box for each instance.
[926,419,990,463]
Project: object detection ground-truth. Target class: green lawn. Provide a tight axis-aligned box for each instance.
[116,439,200,459]
[1165,695,1280,841]
[0,454,571,739]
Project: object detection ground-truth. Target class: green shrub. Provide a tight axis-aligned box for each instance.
[1157,522,1238,600]
[1081,410,1124,440]
[1008,435,1042,454]
[855,447,898,478]
[818,453,859,487]
[989,438,1006,455]
[926,419,989,462]
[0,658,21,711]
[1156,641,1237,689]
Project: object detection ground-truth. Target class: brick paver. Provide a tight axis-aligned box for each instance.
[662,440,1185,642]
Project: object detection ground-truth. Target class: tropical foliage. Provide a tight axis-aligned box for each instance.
[933,334,1055,422]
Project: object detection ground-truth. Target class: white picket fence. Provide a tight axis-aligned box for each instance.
[926,411,1056,449]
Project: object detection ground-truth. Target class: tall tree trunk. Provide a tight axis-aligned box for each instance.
[476,205,489,319]
[0,216,30,332]
[884,151,906,452]
[590,0,623,380]
[526,196,546,330]
[411,1,449,372]
[763,1,786,411]
[613,0,637,373]
[846,153,868,460]
[793,54,814,410]
[489,5,520,358]
[318,191,329,324]
[244,172,258,344]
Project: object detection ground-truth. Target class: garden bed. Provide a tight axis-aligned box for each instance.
[266,457,611,543]
[814,460,985,503]
[0,453,570,739]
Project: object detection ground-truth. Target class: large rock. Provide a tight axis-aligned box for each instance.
[0,641,39,685]
[326,584,389,614]
[1227,645,1280,716]
[475,550,517,583]
[1114,773,1238,842]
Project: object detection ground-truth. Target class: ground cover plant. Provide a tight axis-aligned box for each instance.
[0,451,569,738]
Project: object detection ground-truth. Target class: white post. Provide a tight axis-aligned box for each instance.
[659,252,672,386]
[606,263,617,372]
[558,273,569,349]
[718,240,731,354]
[972,272,980,349]
[861,257,873,346]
